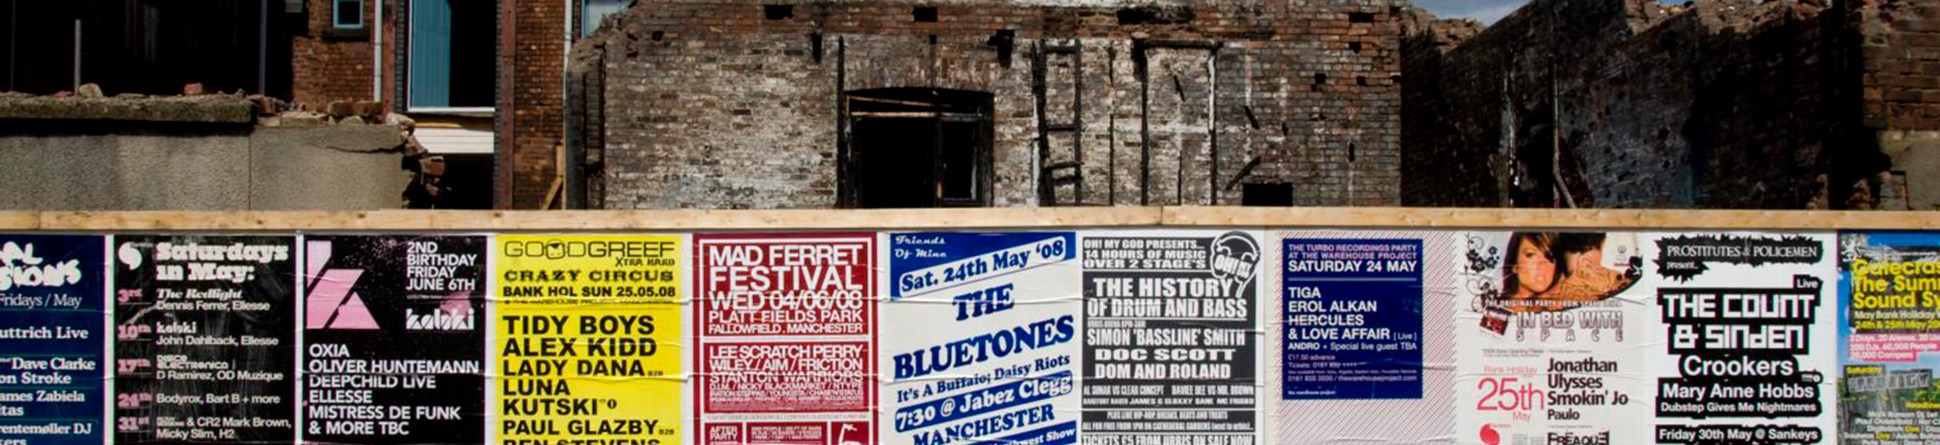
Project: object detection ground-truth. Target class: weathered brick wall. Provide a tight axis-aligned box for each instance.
[292,0,375,106]
[1397,12,1491,206]
[573,0,1403,209]
[1859,0,1940,130]
[1402,0,1883,209]
[509,0,567,208]
[1856,0,1940,210]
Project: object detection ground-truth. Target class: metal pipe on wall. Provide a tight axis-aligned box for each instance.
[72,19,81,90]
[374,0,383,101]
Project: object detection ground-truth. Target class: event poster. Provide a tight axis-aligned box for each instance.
[1454,231,1649,445]
[1081,229,1261,445]
[1840,231,1940,444]
[1279,237,1424,399]
[1271,230,1451,444]
[300,235,486,443]
[1456,231,1837,445]
[881,231,1080,445]
[495,234,683,445]
[1649,232,1835,444]
[694,233,875,445]
[111,235,298,443]
[0,235,105,445]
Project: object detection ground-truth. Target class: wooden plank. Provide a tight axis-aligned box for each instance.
[848,111,987,121]
[31,208,1165,231]
[10,207,1940,231]
[847,96,943,108]
[1162,206,1940,231]
[0,212,38,230]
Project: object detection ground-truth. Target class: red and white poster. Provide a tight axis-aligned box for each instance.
[695,233,877,445]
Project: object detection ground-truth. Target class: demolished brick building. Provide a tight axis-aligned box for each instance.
[0,0,618,209]
[1402,0,1940,210]
[568,0,1406,209]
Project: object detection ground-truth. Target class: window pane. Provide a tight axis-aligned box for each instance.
[409,0,450,107]
[409,0,497,108]
[581,0,635,37]
[335,0,363,27]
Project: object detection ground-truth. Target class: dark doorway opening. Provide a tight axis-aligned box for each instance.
[436,153,495,209]
[844,88,994,208]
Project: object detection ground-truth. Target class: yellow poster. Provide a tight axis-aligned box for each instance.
[495,234,684,445]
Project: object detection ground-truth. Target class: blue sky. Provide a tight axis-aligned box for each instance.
[1416,0,1532,24]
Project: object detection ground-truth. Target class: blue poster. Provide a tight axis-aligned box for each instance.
[881,231,1080,445]
[1840,231,1940,444]
[1281,238,1423,400]
[0,235,105,444]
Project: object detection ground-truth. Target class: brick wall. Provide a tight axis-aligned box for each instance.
[507,0,567,208]
[1402,0,1885,209]
[292,0,375,106]
[572,0,1403,209]
[1859,0,1940,130]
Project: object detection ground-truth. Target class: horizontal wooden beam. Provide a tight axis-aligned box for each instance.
[0,207,1933,231]
[19,208,1163,231]
[1162,207,1940,230]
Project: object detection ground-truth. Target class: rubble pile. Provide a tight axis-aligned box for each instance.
[0,82,400,128]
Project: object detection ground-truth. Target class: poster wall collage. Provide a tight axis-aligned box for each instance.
[0,229,1935,444]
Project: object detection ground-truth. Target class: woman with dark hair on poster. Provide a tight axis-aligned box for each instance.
[1493,232,1638,313]
[1500,232,1560,311]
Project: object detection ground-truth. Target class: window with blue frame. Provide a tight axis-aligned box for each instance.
[409,0,496,109]
[581,0,634,37]
[334,0,364,29]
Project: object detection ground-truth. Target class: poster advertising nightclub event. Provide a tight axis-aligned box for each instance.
[494,234,685,445]
[1455,231,1836,445]
[1081,230,1261,445]
[300,234,486,443]
[1454,231,1651,445]
[0,225,1880,445]
[1840,231,1940,445]
[1270,230,1449,445]
[696,233,875,445]
[112,235,298,444]
[0,235,105,445]
[1647,232,1835,445]
[881,231,1080,445]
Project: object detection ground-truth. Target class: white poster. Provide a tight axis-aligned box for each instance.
[1454,231,1652,445]
[1455,231,1837,445]
[1645,232,1835,444]
[1269,230,1452,444]
[879,231,1081,445]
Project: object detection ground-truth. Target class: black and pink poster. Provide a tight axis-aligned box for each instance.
[300,235,486,443]
[112,235,298,443]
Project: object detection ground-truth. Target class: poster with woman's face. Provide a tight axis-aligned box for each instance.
[1456,231,1838,445]
[1453,231,1651,445]
[1472,232,1643,333]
